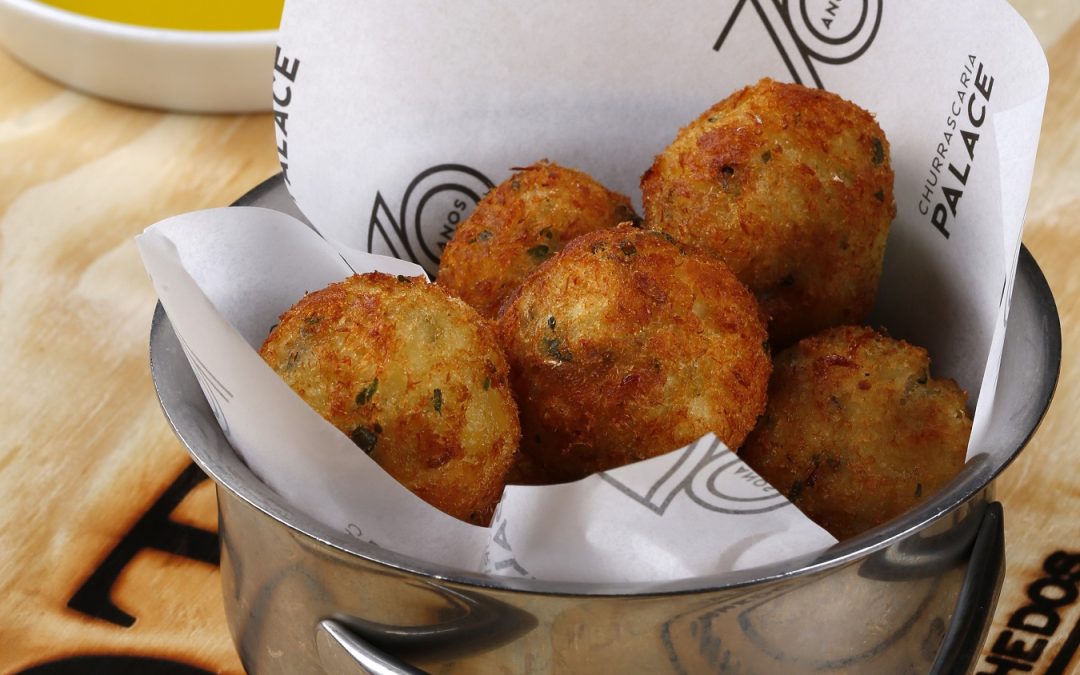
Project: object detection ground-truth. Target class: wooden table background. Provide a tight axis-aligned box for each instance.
[0,3,1077,673]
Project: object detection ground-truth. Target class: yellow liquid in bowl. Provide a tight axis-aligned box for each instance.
[37,0,284,31]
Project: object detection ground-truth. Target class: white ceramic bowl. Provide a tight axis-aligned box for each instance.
[0,0,276,112]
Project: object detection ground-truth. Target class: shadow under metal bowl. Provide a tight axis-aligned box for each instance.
[150,174,1060,674]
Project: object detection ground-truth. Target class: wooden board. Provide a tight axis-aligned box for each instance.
[0,3,1076,673]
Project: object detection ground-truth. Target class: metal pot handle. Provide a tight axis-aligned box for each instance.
[316,619,428,675]
[929,501,1005,675]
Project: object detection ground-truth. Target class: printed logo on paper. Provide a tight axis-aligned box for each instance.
[713,0,883,88]
[176,334,233,435]
[481,503,531,578]
[915,56,996,241]
[367,164,494,275]
[600,436,790,516]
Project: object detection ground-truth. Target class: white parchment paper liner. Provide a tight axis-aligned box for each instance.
[138,0,1047,583]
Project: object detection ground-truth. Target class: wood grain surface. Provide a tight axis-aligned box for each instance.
[0,3,1076,674]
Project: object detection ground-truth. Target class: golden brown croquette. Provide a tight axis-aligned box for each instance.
[259,273,520,525]
[740,325,971,540]
[438,160,638,319]
[641,78,896,347]
[497,223,771,483]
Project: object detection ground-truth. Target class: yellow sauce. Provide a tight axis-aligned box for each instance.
[37,0,284,31]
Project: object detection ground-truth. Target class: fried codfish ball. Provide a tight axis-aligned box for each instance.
[497,224,771,483]
[438,160,638,319]
[641,78,896,348]
[740,325,971,540]
[259,273,520,525]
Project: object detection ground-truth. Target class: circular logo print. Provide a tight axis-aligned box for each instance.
[402,164,494,270]
[788,0,883,65]
[686,455,790,515]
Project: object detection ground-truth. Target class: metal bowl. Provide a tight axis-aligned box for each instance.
[150,174,1060,674]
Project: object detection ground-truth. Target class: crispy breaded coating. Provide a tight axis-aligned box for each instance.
[641,78,896,347]
[259,273,520,525]
[740,325,971,540]
[438,160,638,319]
[497,224,771,483]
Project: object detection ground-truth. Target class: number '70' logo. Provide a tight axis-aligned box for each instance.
[599,435,791,516]
[715,0,884,89]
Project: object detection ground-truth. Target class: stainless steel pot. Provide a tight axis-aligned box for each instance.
[150,174,1060,674]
